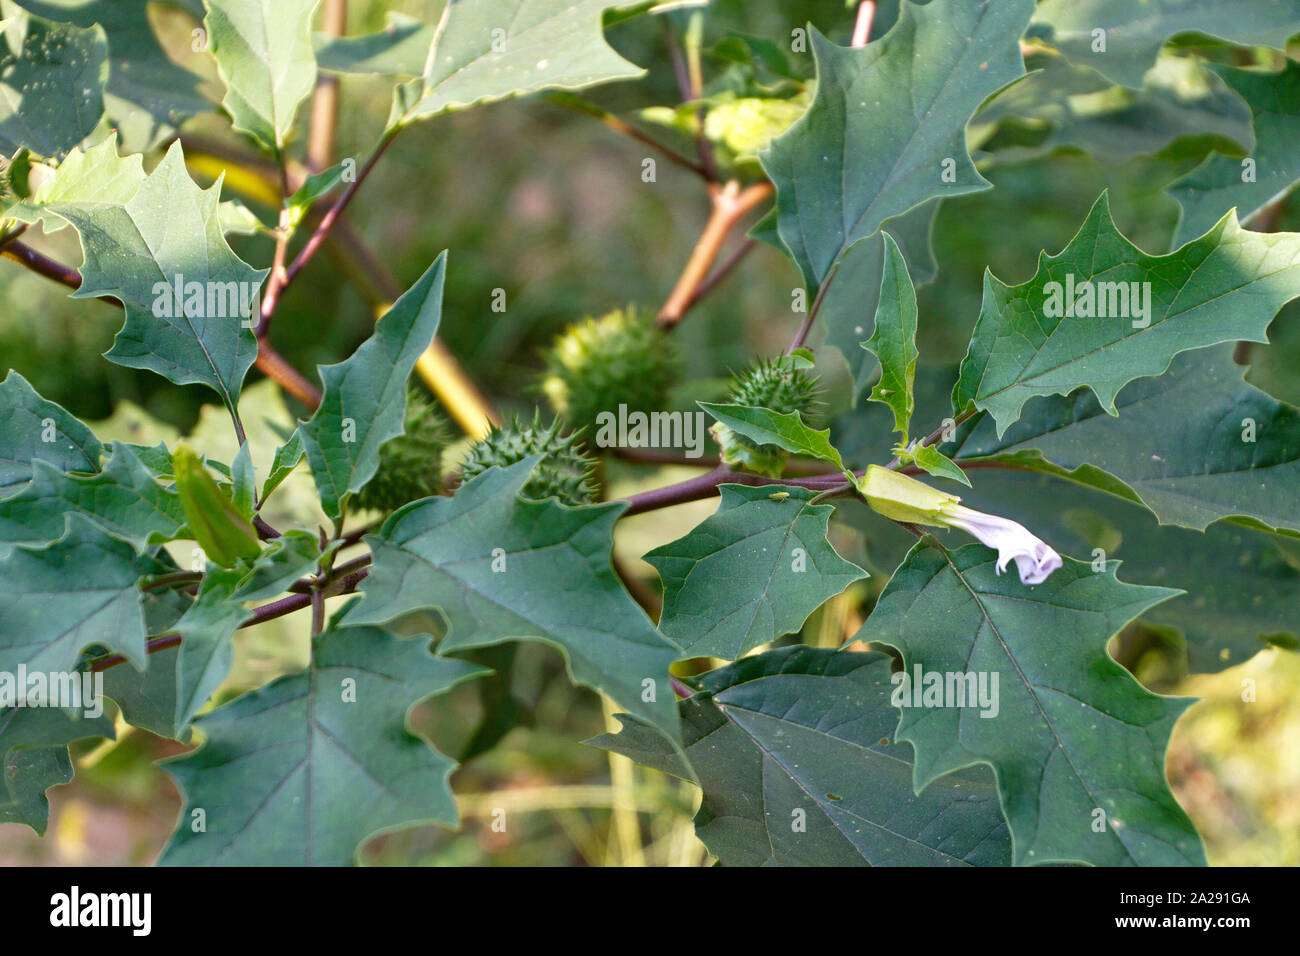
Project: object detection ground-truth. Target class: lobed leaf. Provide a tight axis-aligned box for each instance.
[953,193,1300,435]
[863,233,919,439]
[1030,0,1300,89]
[1168,62,1300,247]
[0,515,151,675]
[857,540,1204,866]
[818,201,938,401]
[18,0,210,152]
[0,370,102,493]
[392,0,644,127]
[951,345,1300,533]
[645,485,867,660]
[951,469,1300,674]
[971,54,1253,167]
[54,142,267,413]
[4,134,144,231]
[0,4,107,158]
[761,0,1033,292]
[348,458,681,738]
[159,620,484,865]
[202,0,320,152]
[298,253,446,523]
[0,706,113,833]
[0,441,186,555]
[592,646,1013,866]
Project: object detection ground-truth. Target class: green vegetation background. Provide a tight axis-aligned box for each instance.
[1,0,1296,865]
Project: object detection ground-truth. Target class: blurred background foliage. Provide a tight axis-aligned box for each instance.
[1,0,1298,866]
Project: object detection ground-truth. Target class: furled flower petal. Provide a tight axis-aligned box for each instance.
[857,466,1063,584]
[941,505,1063,585]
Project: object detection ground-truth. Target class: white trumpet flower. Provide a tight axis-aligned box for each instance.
[939,504,1063,584]
[858,465,1063,585]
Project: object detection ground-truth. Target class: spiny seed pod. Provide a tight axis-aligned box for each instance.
[460,413,597,506]
[352,391,453,514]
[711,356,821,478]
[541,307,679,443]
[703,93,810,161]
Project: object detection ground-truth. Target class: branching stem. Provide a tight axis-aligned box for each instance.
[89,558,372,673]
[282,132,396,290]
[657,181,773,328]
[546,93,707,178]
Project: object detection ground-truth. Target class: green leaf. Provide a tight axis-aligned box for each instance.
[229,441,256,518]
[591,646,1012,866]
[1030,0,1300,89]
[102,566,251,739]
[348,458,681,738]
[1168,62,1300,248]
[393,0,645,127]
[0,515,150,674]
[202,0,320,152]
[1248,306,1300,407]
[831,354,1298,675]
[858,540,1205,866]
[285,161,349,228]
[218,198,267,237]
[644,485,867,659]
[1,745,72,831]
[0,2,107,158]
[761,0,1033,292]
[18,0,210,152]
[953,192,1300,436]
[955,469,1300,674]
[699,402,845,472]
[107,441,231,483]
[53,141,267,412]
[120,441,176,478]
[817,201,938,402]
[232,528,320,602]
[0,441,186,554]
[0,706,113,833]
[261,429,304,503]
[159,621,484,865]
[299,253,446,523]
[972,54,1252,167]
[863,233,919,439]
[707,32,802,83]
[0,370,102,492]
[952,345,1300,533]
[313,11,431,76]
[4,134,144,231]
[907,444,970,487]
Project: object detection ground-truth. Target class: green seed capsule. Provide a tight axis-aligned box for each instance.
[713,356,821,478]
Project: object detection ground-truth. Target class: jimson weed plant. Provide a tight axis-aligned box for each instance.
[1,0,1298,869]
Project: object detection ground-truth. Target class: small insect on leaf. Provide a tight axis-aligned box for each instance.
[768,491,790,500]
